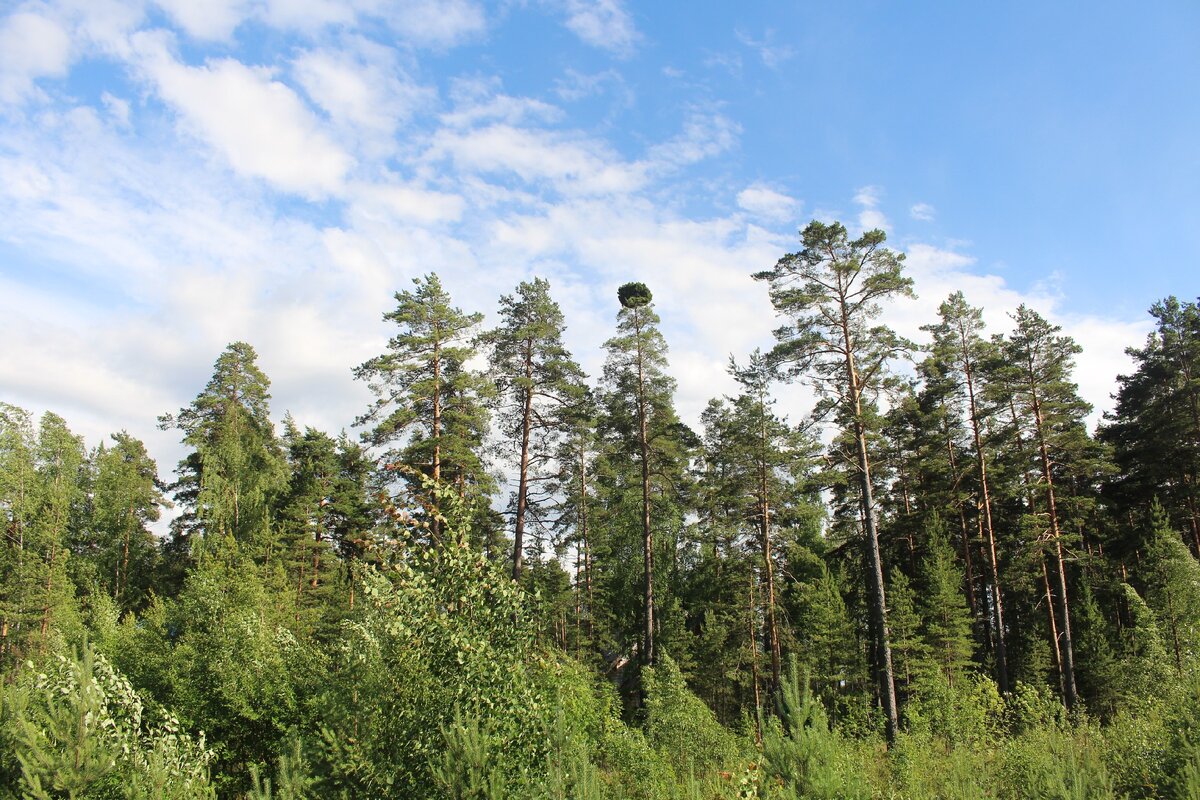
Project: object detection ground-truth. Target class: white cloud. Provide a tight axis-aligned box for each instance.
[347,181,466,226]
[557,0,639,56]
[737,183,799,223]
[293,41,433,156]
[380,0,486,48]
[133,36,353,196]
[154,0,250,40]
[910,202,936,222]
[647,110,740,168]
[100,91,130,126]
[0,12,72,103]
[442,76,563,128]
[429,123,647,195]
[853,184,890,233]
[735,28,794,69]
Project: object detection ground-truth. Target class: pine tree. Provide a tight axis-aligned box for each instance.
[754,220,914,742]
[922,291,1011,691]
[354,274,494,541]
[87,432,167,612]
[599,282,692,667]
[159,341,287,562]
[485,277,586,579]
[996,306,1099,710]
[552,391,600,656]
[699,350,819,697]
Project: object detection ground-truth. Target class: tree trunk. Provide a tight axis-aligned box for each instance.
[1030,384,1079,710]
[512,341,535,579]
[758,395,783,696]
[841,314,899,743]
[944,427,978,618]
[579,446,595,646]
[749,570,763,744]
[431,329,442,540]
[959,323,1009,692]
[634,309,655,667]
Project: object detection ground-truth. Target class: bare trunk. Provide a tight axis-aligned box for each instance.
[580,447,595,645]
[944,428,978,618]
[758,395,782,696]
[1042,558,1064,691]
[1030,384,1078,710]
[513,343,535,579]
[749,570,763,744]
[959,323,1009,691]
[634,309,655,667]
[431,331,442,540]
[841,313,898,743]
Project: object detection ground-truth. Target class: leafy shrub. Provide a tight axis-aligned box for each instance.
[1,642,214,799]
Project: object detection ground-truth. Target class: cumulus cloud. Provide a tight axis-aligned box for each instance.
[557,0,639,57]
[429,123,647,196]
[737,183,799,223]
[853,184,890,233]
[133,35,353,196]
[0,12,72,103]
[154,0,251,40]
[293,40,434,156]
[0,3,1153,508]
[910,202,936,222]
[379,0,487,48]
[647,109,740,168]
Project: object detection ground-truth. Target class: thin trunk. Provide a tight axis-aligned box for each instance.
[579,444,595,645]
[574,544,583,658]
[431,329,442,540]
[1042,558,1064,690]
[513,341,535,579]
[634,309,655,667]
[749,570,763,744]
[960,322,1009,692]
[39,543,57,638]
[758,393,782,696]
[944,427,978,618]
[840,309,898,743]
[1030,382,1078,710]
[120,525,131,602]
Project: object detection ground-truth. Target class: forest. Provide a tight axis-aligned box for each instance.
[3,220,1200,799]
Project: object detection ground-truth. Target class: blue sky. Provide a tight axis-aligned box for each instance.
[1,0,1195,473]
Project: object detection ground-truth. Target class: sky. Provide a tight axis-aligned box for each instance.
[2,0,1198,490]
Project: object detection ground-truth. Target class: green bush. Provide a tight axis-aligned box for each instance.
[1,643,214,799]
[759,661,873,800]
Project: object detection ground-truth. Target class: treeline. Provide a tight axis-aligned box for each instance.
[3,221,1200,798]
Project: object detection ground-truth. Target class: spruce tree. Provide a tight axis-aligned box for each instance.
[1141,499,1200,675]
[1102,297,1200,550]
[920,515,976,688]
